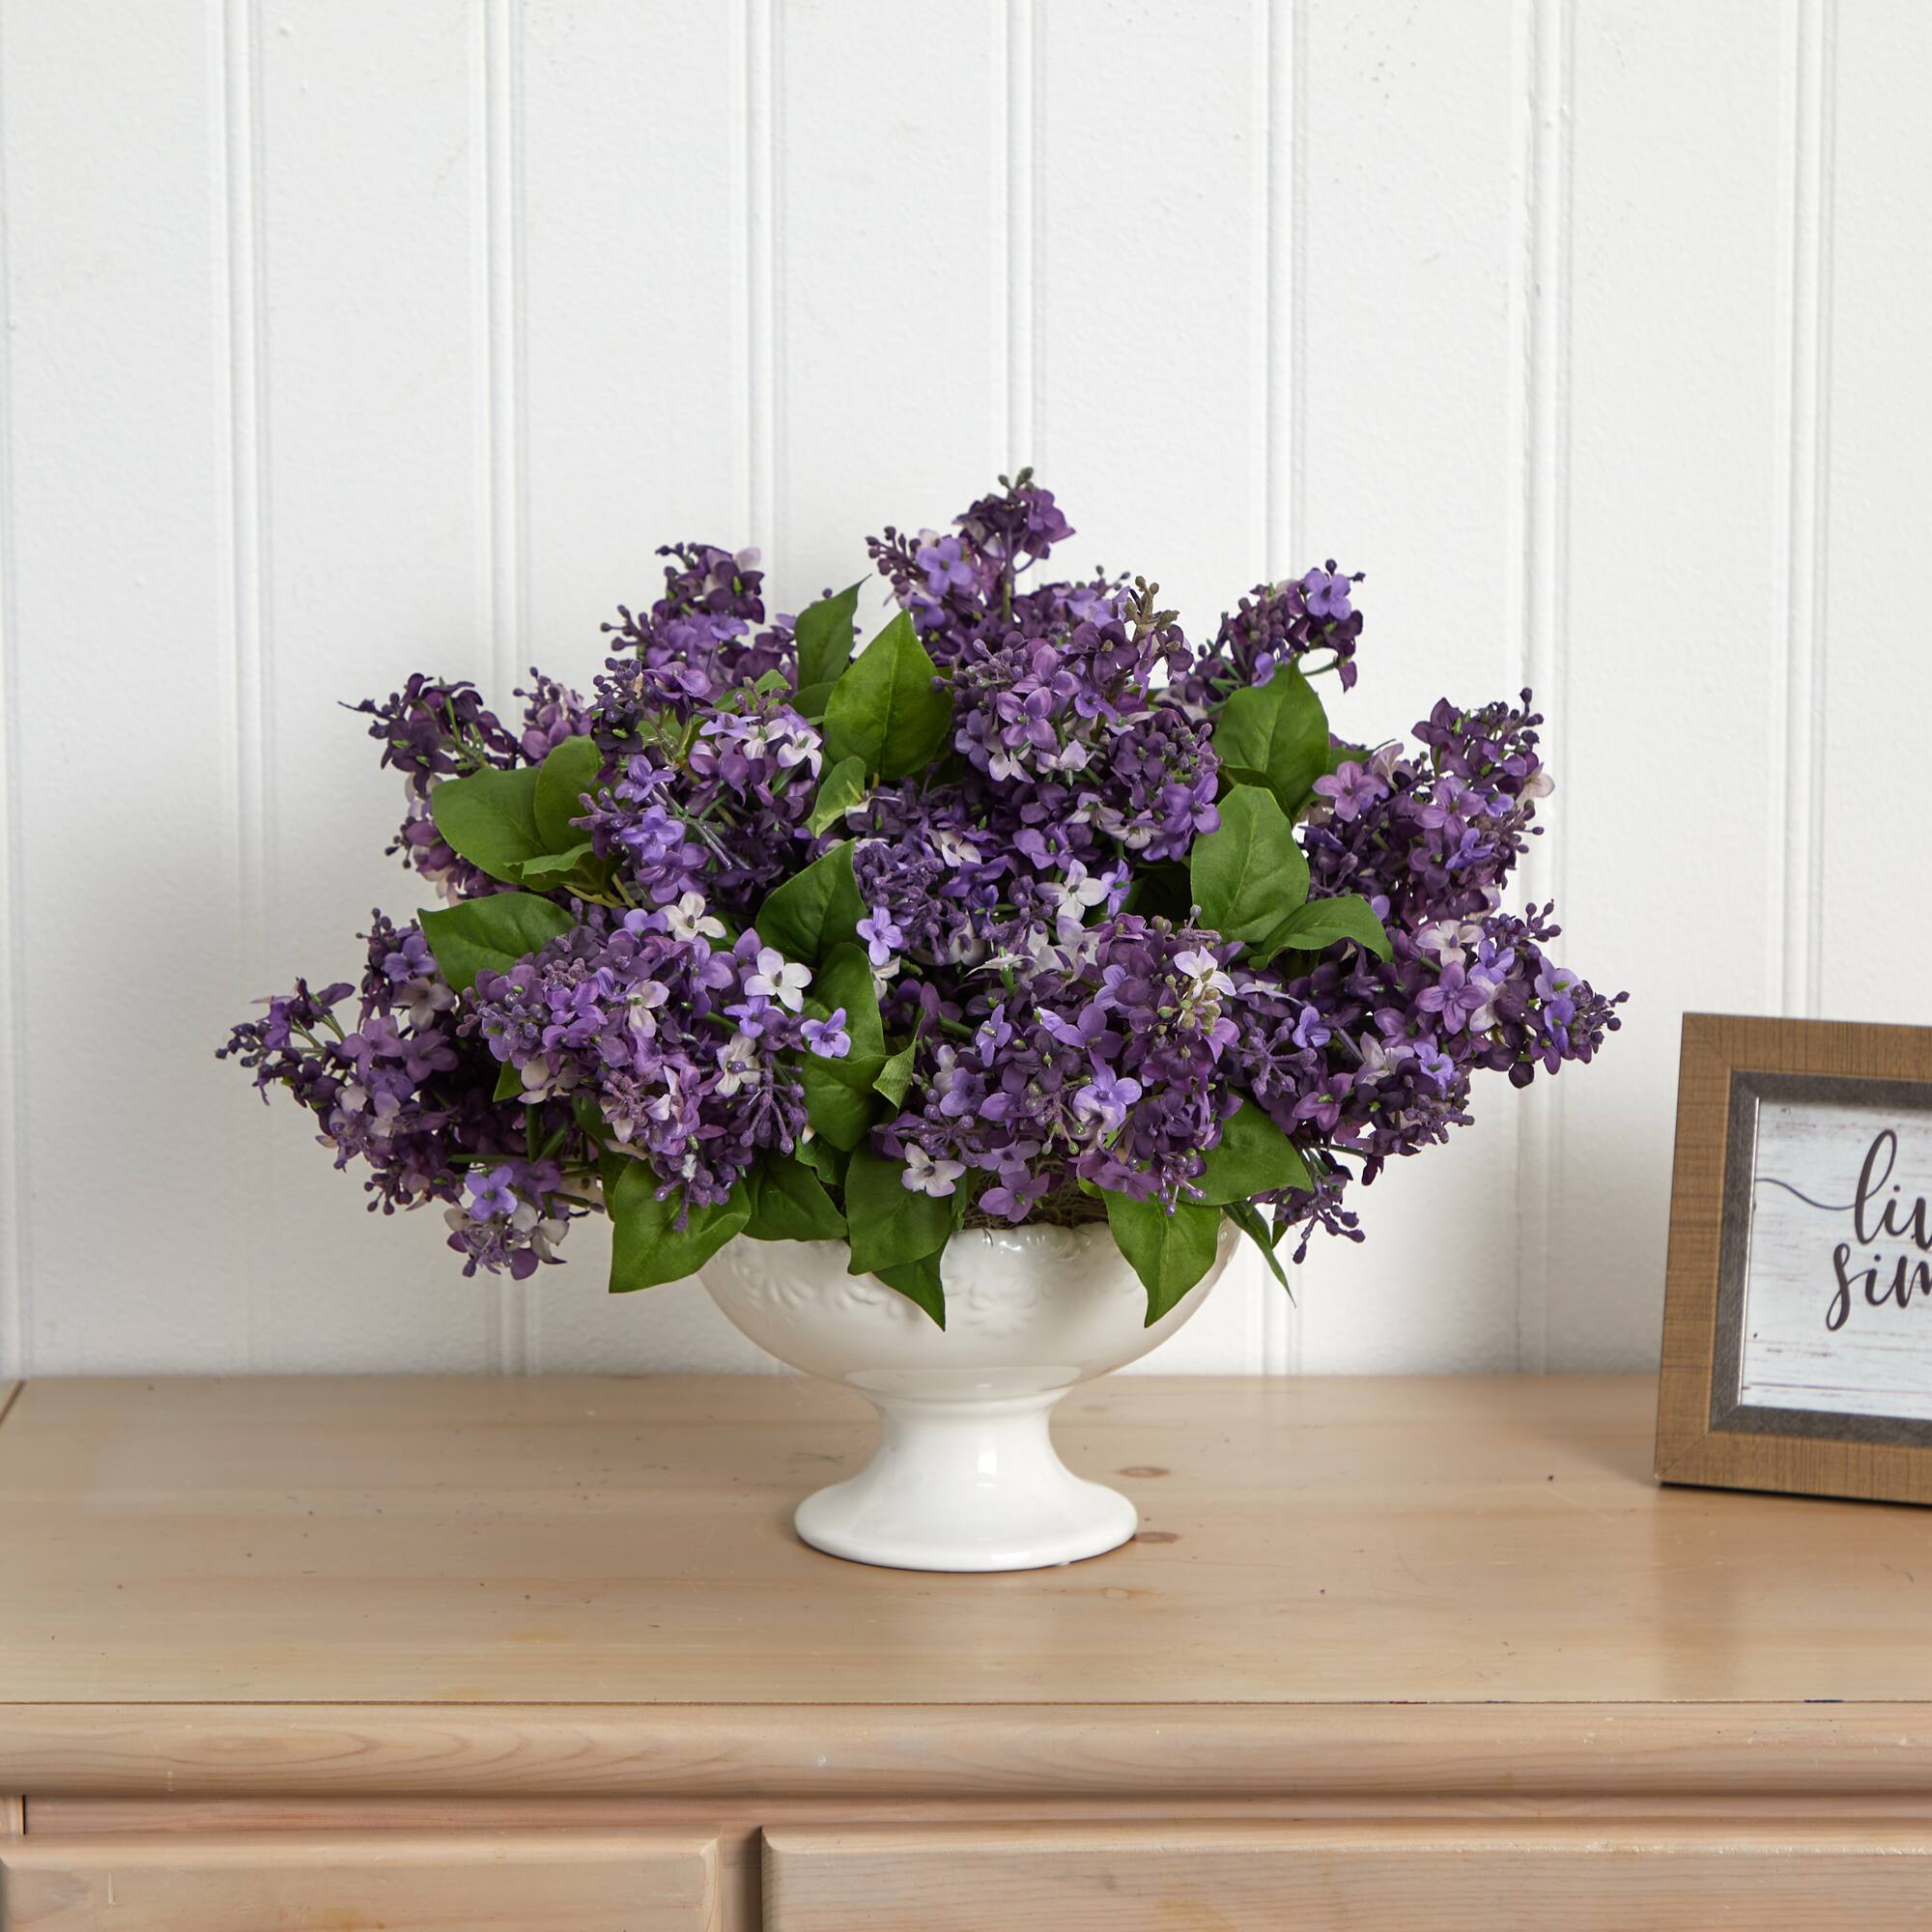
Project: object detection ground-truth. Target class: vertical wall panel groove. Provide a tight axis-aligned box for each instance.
[1027,4,1048,475]
[1816,2,1928,1028]
[1548,0,1793,1366]
[254,0,501,1373]
[1293,0,1529,1373]
[1260,0,1297,1378]
[1514,0,1573,1375]
[1781,0,1835,1019]
[744,0,777,564]
[0,0,23,1377]
[223,0,269,1371]
[1003,0,1037,471]
[483,0,527,1370]
[1285,0,1308,576]
[517,0,758,1372]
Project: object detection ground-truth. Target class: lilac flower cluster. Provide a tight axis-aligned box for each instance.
[217,913,585,1279]
[353,668,590,901]
[880,919,1246,1217]
[1175,564,1365,708]
[223,474,1622,1306]
[470,913,848,1211]
[594,543,794,722]
[868,472,1080,666]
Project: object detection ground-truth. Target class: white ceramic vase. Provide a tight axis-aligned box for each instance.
[699,1218,1236,1573]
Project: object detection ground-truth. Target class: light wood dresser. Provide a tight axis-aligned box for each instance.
[1,1373,1929,1929]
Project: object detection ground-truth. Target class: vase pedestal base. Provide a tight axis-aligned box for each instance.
[794,1390,1138,1574]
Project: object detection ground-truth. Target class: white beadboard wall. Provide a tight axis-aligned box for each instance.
[0,0,1915,1378]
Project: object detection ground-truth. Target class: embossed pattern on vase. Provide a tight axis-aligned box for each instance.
[701,1221,1235,1391]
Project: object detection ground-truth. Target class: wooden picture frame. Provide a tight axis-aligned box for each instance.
[1658,1011,1932,1505]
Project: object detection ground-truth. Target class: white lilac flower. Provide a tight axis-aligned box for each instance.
[713,1034,760,1095]
[744,947,811,1012]
[661,892,726,942]
[1416,920,1483,966]
[900,1145,965,1198]
[625,978,670,1037]
[1174,947,1236,999]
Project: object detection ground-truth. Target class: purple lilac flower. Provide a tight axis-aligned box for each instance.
[880,917,1248,1215]
[467,921,846,1212]
[468,1165,520,1220]
[1072,1059,1144,1133]
[576,755,710,906]
[218,915,586,1274]
[1311,759,1385,823]
[594,543,791,722]
[349,674,523,900]
[802,1009,851,1059]
[225,477,1624,1290]
[1300,564,1356,621]
[514,668,592,763]
[1175,565,1367,708]
[857,907,905,970]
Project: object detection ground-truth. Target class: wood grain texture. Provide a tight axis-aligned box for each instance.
[761,1822,1932,1932]
[39,1792,1932,1932]
[0,1829,720,1932]
[8,1371,1932,1709]
[9,1704,1932,1805]
[1659,1012,1932,1500]
[2,1796,19,1836]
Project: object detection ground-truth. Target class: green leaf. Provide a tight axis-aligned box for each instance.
[1217,764,1277,795]
[1224,1201,1294,1300]
[793,1135,846,1187]
[606,1159,751,1292]
[823,610,952,780]
[794,579,865,690]
[418,893,575,994]
[514,840,593,882]
[799,943,889,1151]
[754,840,866,964]
[429,765,544,885]
[810,943,885,1060]
[844,1142,956,1277]
[875,1251,947,1328]
[744,1152,847,1241]
[1187,784,1310,943]
[1211,667,1332,814]
[533,735,604,852]
[1248,892,1392,967]
[1194,1100,1315,1204]
[872,1038,918,1110]
[801,1066,879,1151]
[571,1092,610,1152]
[492,1058,527,1104]
[806,754,868,837]
[791,680,836,722]
[1103,1191,1224,1326]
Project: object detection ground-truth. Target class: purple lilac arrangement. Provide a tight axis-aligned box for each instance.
[219,475,1623,1324]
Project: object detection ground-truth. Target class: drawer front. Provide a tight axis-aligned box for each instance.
[2,1827,720,1931]
[763,1822,1932,1930]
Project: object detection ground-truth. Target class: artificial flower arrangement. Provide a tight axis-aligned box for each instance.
[220,474,1622,1328]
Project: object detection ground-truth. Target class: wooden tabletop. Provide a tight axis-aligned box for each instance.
[1,1372,1927,1712]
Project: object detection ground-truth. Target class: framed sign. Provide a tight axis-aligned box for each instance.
[1657,1012,1932,1504]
